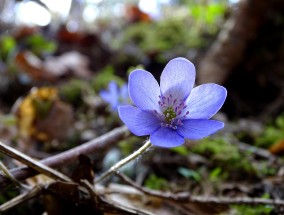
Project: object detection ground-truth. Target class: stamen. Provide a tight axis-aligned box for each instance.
[156,94,189,130]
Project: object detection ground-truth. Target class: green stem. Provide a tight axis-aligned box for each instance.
[95,140,152,184]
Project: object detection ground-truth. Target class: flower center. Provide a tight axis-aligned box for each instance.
[154,94,189,130]
[163,107,176,123]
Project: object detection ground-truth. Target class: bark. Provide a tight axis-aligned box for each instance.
[198,0,273,84]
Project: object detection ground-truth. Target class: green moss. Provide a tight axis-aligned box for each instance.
[230,204,273,215]
[112,2,226,61]
[192,138,255,175]
[171,145,190,156]
[256,113,284,148]
[60,79,87,105]
[192,138,241,162]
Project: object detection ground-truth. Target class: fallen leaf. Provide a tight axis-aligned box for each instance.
[15,51,56,82]
[43,51,91,79]
[15,87,73,142]
[71,155,95,184]
[269,139,284,155]
[15,51,91,82]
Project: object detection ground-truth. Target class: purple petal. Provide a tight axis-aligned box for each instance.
[120,83,130,105]
[100,90,118,109]
[150,127,184,148]
[160,58,196,101]
[100,82,119,110]
[118,105,160,136]
[177,119,224,140]
[185,84,227,119]
[121,84,129,98]
[129,69,161,111]
[108,81,118,95]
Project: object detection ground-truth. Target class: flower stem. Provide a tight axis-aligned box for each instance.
[95,140,152,184]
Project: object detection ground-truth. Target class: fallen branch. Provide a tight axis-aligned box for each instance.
[0,141,72,183]
[0,161,27,189]
[0,126,129,189]
[116,173,284,206]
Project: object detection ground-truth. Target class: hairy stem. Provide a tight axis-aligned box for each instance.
[95,140,152,184]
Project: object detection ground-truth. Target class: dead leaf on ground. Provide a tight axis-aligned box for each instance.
[15,51,55,82]
[71,155,95,184]
[43,182,101,215]
[44,51,92,79]
[14,87,74,144]
[96,183,229,215]
[269,139,284,155]
[15,51,91,82]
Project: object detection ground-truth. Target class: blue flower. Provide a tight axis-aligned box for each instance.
[100,81,129,111]
[118,58,227,148]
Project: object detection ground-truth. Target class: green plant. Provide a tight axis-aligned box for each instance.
[192,138,241,162]
[0,36,16,61]
[256,113,284,148]
[91,66,124,92]
[192,138,255,175]
[178,167,201,182]
[231,204,273,215]
[171,145,190,156]
[60,79,87,105]
[144,174,169,190]
[24,34,56,56]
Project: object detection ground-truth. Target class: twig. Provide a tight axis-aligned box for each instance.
[0,126,129,189]
[95,140,152,184]
[0,185,42,212]
[227,134,279,162]
[234,140,278,161]
[116,172,190,201]
[116,173,284,206]
[185,196,284,206]
[0,161,30,190]
[0,141,72,183]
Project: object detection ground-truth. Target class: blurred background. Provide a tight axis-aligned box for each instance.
[1,0,283,120]
[1,1,284,214]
